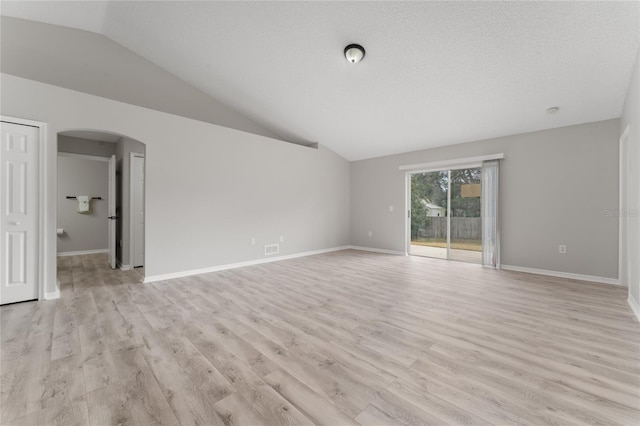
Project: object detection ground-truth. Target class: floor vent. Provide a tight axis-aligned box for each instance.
[264,244,279,256]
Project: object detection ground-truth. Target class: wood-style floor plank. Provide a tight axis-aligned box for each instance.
[264,369,360,426]
[212,393,268,426]
[0,250,638,425]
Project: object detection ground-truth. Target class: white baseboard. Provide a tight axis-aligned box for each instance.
[501,264,621,286]
[57,249,108,257]
[144,246,351,283]
[628,295,640,322]
[348,245,406,256]
[118,262,132,271]
[44,287,60,300]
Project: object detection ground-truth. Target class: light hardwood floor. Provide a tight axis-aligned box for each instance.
[1,250,639,425]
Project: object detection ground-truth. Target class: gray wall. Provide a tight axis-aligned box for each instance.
[621,48,640,304]
[0,16,292,143]
[351,120,620,279]
[56,155,108,253]
[1,72,627,291]
[116,137,146,267]
[1,73,350,293]
[58,135,117,157]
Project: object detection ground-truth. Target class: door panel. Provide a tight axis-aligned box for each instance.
[1,121,39,304]
[7,231,26,284]
[410,171,448,259]
[108,155,116,269]
[7,162,27,215]
[132,155,144,268]
[409,167,483,264]
[449,168,482,264]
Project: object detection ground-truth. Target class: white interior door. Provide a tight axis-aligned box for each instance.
[132,154,144,268]
[108,154,116,269]
[1,121,39,304]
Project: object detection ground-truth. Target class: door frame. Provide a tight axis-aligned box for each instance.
[402,154,504,259]
[1,115,48,301]
[108,155,116,269]
[129,152,145,268]
[405,164,481,257]
[619,124,630,287]
[405,172,411,255]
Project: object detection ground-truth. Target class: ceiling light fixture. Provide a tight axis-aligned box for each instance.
[344,44,365,64]
[546,106,560,115]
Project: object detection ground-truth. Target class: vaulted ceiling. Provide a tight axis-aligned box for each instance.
[2,1,639,160]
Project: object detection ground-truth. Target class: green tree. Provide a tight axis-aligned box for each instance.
[450,168,481,217]
[411,169,482,240]
[410,184,428,240]
[410,171,448,239]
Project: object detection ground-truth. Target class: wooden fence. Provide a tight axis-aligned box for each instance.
[419,217,482,240]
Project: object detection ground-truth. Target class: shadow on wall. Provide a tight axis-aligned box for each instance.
[57,129,146,271]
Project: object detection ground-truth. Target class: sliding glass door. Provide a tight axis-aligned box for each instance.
[410,171,449,259]
[449,168,482,263]
[409,166,486,264]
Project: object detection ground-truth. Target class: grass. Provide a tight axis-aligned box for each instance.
[412,238,482,251]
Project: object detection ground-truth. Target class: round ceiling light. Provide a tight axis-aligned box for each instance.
[546,106,560,115]
[344,44,365,64]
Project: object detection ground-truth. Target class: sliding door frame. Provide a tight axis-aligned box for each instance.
[406,163,481,258]
[446,170,451,259]
[402,154,504,258]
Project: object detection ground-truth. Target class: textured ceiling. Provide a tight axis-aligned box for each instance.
[2,1,639,160]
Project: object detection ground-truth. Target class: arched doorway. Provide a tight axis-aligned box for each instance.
[56,130,146,280]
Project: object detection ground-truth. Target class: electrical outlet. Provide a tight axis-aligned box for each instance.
[389,205,394,212]
[279,235,284,242]
[559,245,567,254]
[250,238,256,246]
[368,231,373,237]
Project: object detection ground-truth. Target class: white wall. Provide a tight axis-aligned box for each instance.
[351,120,620,280]
[621,47,640,313]
[56,155,108,254]
[1,73,350,295]
[116,137,146,267]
